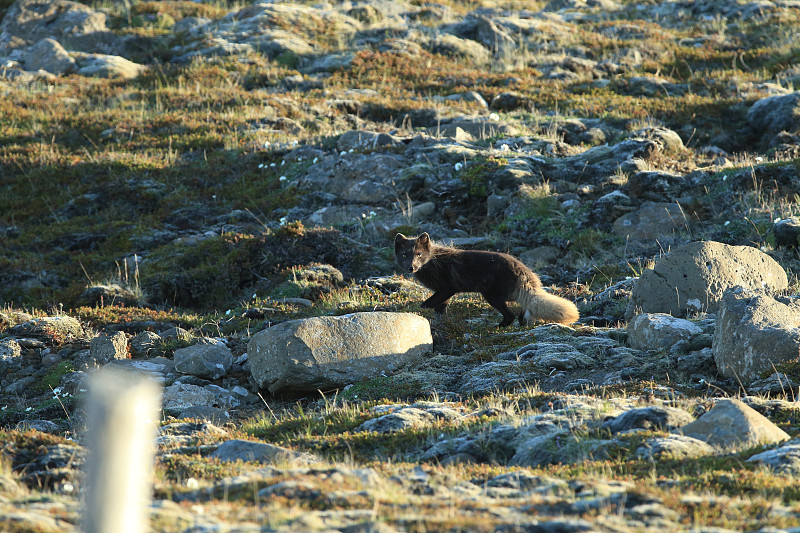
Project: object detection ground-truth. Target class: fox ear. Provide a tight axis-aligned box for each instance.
[394,233,406,245]
[417,232,430,245]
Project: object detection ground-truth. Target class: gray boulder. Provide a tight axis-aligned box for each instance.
[0,0,121,55]
[713,288,800,383]
[11,316,85,341]
[627,313,702,351]
[248,312,432,396]
[162,382,240,412]
[24,38,75,75]
[747,437,800,475]
[677,399,790,452]
[612,202,690,240]
[636,435,714,460]
[130,331,161,358]
[210,439,317,465]
[602,406,694,434]
[89,331,128,364]
[174,338,232,380]
[625,241,787,320]
[747,91,800,138]
[73,52,146,80]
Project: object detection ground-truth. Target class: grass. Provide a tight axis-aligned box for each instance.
[4,0,800,530]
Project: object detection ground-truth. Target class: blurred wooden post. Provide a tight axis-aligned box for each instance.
[83,369,162,533]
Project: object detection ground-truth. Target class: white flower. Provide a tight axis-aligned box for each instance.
[724,221,730,226]
[264,141,270,147]
[292,140,298,145]
[348,149,354,153]
[270,163,276,167]
[755,156,763,162]
[252,293,257,299]
[297,157,302,161]
[369,210,376,217]
[225,309,231,315]
[489,113,499,120]
[186,478,200,489]
[362,213,367,218]
[340,151,347,156]
[775,217,782,223]
[258,163,264,168]
[61,482,74,493]
[1,406,6,411]
[25,407,32,412]
[279,176,287,182]
[499,144,510,152]
[279,216,288,226]
[280,160,285,166]
[313,157,318,163]
[454,162,463,171]
[212,194,217,200]
[722,175,727,181]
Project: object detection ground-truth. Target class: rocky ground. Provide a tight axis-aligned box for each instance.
[4,0,800,531]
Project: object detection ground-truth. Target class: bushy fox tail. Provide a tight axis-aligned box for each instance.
[514,275,579,325]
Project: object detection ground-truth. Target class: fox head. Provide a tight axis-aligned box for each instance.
[394,232,432,273]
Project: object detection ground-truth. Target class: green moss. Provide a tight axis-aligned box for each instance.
[38,362,76,392]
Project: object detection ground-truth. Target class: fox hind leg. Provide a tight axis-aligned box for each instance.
[482,292,516,327]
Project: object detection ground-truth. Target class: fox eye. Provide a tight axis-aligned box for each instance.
[416,253,422,257]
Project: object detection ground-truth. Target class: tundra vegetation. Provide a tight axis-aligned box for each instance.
[3,0,800,531]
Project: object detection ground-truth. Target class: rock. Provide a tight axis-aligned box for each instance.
[177,405,231,424]
[10,316,85,342]
[748,372,800,396]
[0,0,121,55]
[162,382,239,412]
[161,326,194,343]
[173,338,232,380]
[627,313,702,351]
[627,170,687,200]
[490,91,534,112]
[513,342,595,370]
[747,437,800,475]
[636,434,714,460]
[520,246,561,266]
[426,34,491,63]
[713,288,800,383]
[633,127,684,153]
[677,399,790,452]
[773,217,800,247]
[73,53,147,80]
[0,339,22,360]
[5,376,37,394]
[77,283,141,307]
[747,91,800,140]
[357,404,464,433]
[89,331,128,363]
[130,331,161,358]
[248,312,432,396]
[16,419,60,433]
[24,38,75,75]
[602,406,694,434]
[210,439,317,465]
[625,241,788,320]
[449,14,516,56]
[612,202,690,240]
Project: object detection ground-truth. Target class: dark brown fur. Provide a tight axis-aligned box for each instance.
[395,232,579,327]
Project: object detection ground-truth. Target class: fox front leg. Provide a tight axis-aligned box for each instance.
[422,289,456,314]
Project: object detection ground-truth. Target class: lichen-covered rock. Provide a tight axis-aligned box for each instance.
[627,313,702,351]
[747,437,800,475]
[676,399,790,452]
[713,288,800,383]
[10,316,85,342]
[210,439,317,465]
[636,435,714,460]
[174,338,232,380]
[0,0,121,55]
[89,331,128,364]
[747,91,800,139]
[24,38,75,75]
[612,202,690,240]
[626,241,787,320]
[602,406,694,434]
[73,52,147,80]
[248,312,432,396]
